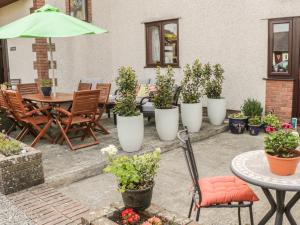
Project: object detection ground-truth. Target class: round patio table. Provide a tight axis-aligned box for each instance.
[231,150,300,225]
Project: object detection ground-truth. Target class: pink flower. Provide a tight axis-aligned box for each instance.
[266,126,276,133]
[282,122,293,129]
[142,222,152,225]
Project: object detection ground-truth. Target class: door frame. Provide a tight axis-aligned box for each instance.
[0,40,9,83]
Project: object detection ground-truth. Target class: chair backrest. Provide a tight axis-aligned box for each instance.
[71,90,100,116]
[177,129,202,205]
[95,83,111,104]
[17,83,39,95]
[4,90,27,119]
[0,90,9,110]
[78,82,92,91]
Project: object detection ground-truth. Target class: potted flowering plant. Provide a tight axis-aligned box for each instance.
[264,126,300,176]
[204,63,226,126]
[262,113,280,133]
[113,67,144,152]
[153,66,178,141]
[102,145,161,210]
[228,112,248,134]
[180,59,206,133]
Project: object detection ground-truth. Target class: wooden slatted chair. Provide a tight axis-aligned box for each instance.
[4,90,53,147]
[78,82,92,91]
[177,129,258,224]
[95,83,111,134]
[55,90,100,150]
[0,90,22,135]
[17,83,39,95]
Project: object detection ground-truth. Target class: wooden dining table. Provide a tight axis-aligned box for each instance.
[22,92,74,105]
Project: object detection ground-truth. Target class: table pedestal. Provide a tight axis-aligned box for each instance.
[259,188,300,225]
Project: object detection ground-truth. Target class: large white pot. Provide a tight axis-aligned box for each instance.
[117,114,144,152]
[181,102,203,133]
[207,98,226,125]
[155,107,179,141]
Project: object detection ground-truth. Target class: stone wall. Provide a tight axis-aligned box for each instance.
[0,145,44,195]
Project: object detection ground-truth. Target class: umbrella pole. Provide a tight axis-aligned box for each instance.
[48,37,56,96]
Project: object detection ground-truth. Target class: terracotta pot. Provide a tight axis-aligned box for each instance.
[265,151,300,176]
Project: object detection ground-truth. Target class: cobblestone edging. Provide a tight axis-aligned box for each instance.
[0,143,44,195]
[81,202,201,225]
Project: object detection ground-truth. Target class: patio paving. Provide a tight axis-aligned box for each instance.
[58,132,300,225]
[10,117,227,188]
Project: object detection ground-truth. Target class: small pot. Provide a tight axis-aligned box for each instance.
[41,86,52,96]
[249,125,261,136]
[265,151,300,176]
[229,118,247,134]
[121,185,153,211]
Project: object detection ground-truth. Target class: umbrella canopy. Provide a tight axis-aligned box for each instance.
[0,4,107,38]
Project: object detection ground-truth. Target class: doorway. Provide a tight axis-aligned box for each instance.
[0,40,9,84]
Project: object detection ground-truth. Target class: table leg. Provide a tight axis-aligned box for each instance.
[258,188,277,225]
[259,189,300,225]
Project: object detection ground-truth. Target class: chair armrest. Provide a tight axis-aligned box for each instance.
[139,96,151,106]
[25,106,52,116]
[55,107,72,117]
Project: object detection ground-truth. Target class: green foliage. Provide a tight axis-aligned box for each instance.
[248,116,261,126]
[104,149,161,192]
[263,113,281,129]
[113,66,140,117]
[241,98,263,117]
[0,133,22,157]
[228,112,247,119]
[153,66,175,109]
[264,129,299,158]
[40,79,52,87]
[204,63,225,99]
[181,59,206,103]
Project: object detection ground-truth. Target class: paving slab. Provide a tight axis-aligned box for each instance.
[58,132,300,225]
[11,117,227,188]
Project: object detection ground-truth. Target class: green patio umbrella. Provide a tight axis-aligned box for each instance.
[0,4,107,92]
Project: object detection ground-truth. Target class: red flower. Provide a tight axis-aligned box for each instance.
[282,122,293,129]
[266,126,276,133]
[121,208,140,224]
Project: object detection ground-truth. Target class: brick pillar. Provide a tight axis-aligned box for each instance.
[30,0,56,82]
[265,80,293,122]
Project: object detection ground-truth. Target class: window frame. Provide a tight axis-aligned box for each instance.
[268,18,293,78]
[67,0,89,22]
[145,19,179,68]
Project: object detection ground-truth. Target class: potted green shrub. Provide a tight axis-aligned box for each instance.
[102,145,161,210]
[40,79,52,96]
[204,63,226,126]
[241,98,263,118]
[262,113,281,133]
[248,116,262,136]
[264,129,300,176]
[153,66,178,141]
[180,59,206,133]
[228,112,248,134]
[113,67,143,152]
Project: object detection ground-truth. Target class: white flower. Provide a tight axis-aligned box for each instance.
[101,145,118,156]
[291,131,300,138]
[21,149,27,154]
[155,148,161,153]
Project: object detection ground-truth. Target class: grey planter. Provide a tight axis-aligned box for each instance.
[0,144,44,195]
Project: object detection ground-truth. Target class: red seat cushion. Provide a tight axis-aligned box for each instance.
[199,176,259,207]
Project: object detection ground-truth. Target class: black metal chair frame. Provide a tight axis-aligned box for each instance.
[177,129,254,224]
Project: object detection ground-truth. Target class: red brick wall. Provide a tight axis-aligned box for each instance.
[65,0,92,22]
[265,79,293,122]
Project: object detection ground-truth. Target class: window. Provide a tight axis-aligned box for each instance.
[68,0,88,21]
[268,19,292,77]
[145,19,179,67]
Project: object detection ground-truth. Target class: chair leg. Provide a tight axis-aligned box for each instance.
[95,121,110,134]
[188,198,194,218]
[238,206,242,225]
[195,207,200,222]
[6,122,17,135]
[30,119,53,147]
[249,205,254,225]
[16,127,28,140]
[56,121,73,150]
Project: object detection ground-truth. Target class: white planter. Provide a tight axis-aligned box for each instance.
[207,98,226,126]
[117,114,144,152]
[155,107,179,141]
[181,102,203,133]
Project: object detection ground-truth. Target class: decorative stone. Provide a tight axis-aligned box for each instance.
[0,143,44,195]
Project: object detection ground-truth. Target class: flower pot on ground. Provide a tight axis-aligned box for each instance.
[153,66,179,141]
[102,146,160,211]
[264,128,300,176]
[228,113,248,134]
[248,116,262,136]
[180,59,206,132]
[113,67,144,152]
[241,98,263,130]
[204,63,226,126]
[262,113,280,133]
[40,79,52,96]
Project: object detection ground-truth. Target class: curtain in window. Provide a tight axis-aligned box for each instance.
[150,27,160,63]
